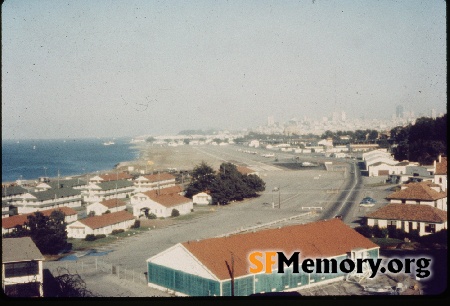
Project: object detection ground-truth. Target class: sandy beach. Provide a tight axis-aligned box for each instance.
[115,143,232,174]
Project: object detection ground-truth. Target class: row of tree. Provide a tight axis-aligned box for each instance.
[390,115,447,164]
[320,129,382,143]
[184,162,266,205]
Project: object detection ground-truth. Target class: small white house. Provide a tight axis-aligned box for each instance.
[192,192,212,205]
[132,193,193,218]
[366,204,447,236]
[86,198,127,216]
[249,140,260,148]
[66,211,135,239]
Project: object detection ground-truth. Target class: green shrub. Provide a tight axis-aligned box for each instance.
[387,227,407,240]
[371,225,382,238]
[131,220,140,228]
[111,229,125,235]
[85,234,96,241]
[354,225,372,238]
[171,209,180,217]
[95,234,106,239]
[147,213,157,219]
[418,229,447,245]
[408,229,420,242]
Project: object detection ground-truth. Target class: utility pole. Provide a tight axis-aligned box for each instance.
[231,252,234,296]
[278,188,281,209]
[225,252,235,296]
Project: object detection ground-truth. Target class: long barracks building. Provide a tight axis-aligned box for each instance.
[146,218,379,296]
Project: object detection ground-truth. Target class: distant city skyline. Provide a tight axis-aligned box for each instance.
[2,0,446,140]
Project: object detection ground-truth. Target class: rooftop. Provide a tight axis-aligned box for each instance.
[2,237,45,263]
[366,204,447,223]
[2,207,78,230]
[79,210,135,230]
[435,156,447,175]
[147,193,192,208]
[99,198,127,209]
[137,173,176,182]
[387,182,447,201]
[180,218,379,280]
[142,185,183,197]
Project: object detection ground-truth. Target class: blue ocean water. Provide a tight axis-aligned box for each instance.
[2,138,139,183]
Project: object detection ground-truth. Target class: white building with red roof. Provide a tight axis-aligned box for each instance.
[66,210,135,239]
[2,207,78,235]
[192,192,212,205]
[133,173,176,192]
[89,172,133,183]
[433,154,447,192]
[386,181,447,211]
[131,191,192,218]
[146,218,379,296]
[366,204,447,236]
[86,198,127,216]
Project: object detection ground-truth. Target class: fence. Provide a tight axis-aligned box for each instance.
[214,212,312,237]
[53,257,148,286]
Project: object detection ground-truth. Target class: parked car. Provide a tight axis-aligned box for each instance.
[361,197,376,203]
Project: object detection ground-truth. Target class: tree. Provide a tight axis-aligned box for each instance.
[171,209,180,217]
[242,174,266,194]
[25,211,69,255]
[185,162,266,206]
[184,162,216,198]
[53,267,95,297]
[390,115,447,163]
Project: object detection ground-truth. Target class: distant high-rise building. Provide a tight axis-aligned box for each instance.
[332,112,339,122]
[268,116,274,126]
[396,105,404,118]
[431,109,436,119]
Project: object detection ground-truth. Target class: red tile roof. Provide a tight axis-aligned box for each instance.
[236,166,256,175]
[387,182,447,201]
[181,218,378,280]
[143,185,183,197]
[367,204,447,223]
[79,211,134,230]
[99,172,132,181]
[2,207,77,230]
[100,198,127,209]
[435,156,447,175]
[147,193,191,208]
[141,173,176,183]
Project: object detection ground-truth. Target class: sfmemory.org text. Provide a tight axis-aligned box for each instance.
[248,251,432,279]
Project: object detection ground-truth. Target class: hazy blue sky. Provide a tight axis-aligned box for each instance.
[2,0,446,139]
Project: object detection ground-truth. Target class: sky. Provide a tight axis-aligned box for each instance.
[2,0,447,139]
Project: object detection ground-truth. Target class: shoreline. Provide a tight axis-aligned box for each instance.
[2,140,144,186]
[2,143,227,186]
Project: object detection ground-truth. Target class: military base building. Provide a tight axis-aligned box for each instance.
[146,218,379,296]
